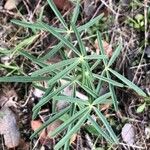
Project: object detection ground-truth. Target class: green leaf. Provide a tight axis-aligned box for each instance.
[47,0,68,29]
[39,41,64,61]
[136,102,146,113]
[88,116,113,143]
[30,106,70,139]
[84,54,107,60]
[53,95,89,105]
[92,92,111,105]
[54,110,90,150]
[32,79,75,111]
[71,23,86,55]
[109,68,147,97]
[50,107,89,137]
[31,58,78,76]
[11,20,65,33]
[106,71,118,111]
[0,76,50,82]
[48,60,80,85]
[96,31,107,65]
[71,2,80,24]
[108,44,122,67]
[94,107,118,143]
[38,22,80,56]
[76,81,98,98]
[109,83,118,111]
[78,14,104,32]
[93,74,124,87]
[11,20,43,30]
[19,50,47,67]
[85,124,100,136]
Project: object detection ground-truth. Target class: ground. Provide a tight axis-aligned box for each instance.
[0,0,150,150]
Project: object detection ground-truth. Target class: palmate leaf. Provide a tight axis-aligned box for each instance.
[54,110,90,150]
[109,68,146,97]
[37,22,80,56]
[94,107,118,143]
[50,107,89,137]
[30,106,70,139]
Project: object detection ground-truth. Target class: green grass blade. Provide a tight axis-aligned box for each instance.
[88,115,113,143]
[54,110,90,150]
[108,44,122,67]
[30,106,70,139]
[47,0,68,29]
[93,74,124,87]
[109,68,146,97]
[38,22,80,56]
[53,95,89,105]
[94,107,118,143]
[76,81,98,98]
[78,14,104,32]
[0,76,50,82]
[71,2,80,24]
[31,58,78,76]
[48,60,80,85]
[50,107,89,137]
[92,92,111,105]
[71,23,86,55]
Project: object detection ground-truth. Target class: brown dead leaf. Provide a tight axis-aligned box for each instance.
[17,139,30,150]
[47,120,63,137]
[70,134,77,144]
[0,86,20,149]
[4,0,21,10]
[0,88,18,108]
[31,119,62,146]
[94,39,113,57]
[53,0,72,10]
[100,103,111,111]
[31,120,46,141]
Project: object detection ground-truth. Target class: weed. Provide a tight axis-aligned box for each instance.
[0,0,146,149]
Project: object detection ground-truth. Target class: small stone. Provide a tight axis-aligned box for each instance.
[121,123,135,145]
